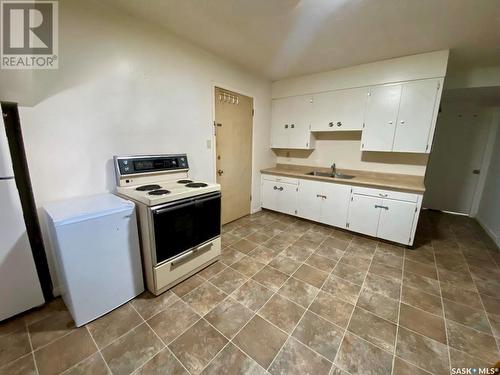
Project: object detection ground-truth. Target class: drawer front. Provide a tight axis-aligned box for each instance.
[351,186,419,203]
[154,237,221,294]
[262,174,299,185]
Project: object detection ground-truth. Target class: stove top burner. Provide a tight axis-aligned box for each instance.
[185,182,208,188]
[177,180,193,184]
[148,189,171,196]
[136,184,162,191]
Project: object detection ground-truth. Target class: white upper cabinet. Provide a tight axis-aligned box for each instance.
[393,79,440,153]
[311,87,368,131]
[361,78,441,153]
[271,95,315,149]
[361,84,401,152]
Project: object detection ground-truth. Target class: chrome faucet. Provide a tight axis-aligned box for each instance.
[331,163,336,175]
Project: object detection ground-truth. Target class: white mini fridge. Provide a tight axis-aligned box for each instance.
[44,193,144,326]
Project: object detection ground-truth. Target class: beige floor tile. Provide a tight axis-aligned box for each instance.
[168,320,227,375]
[372,250,404,268]
[231,280,274,312]
[87,303,142,349]
[197,261,226,280]
[369,262,402,282]
[357,288,399,322]
[200,343,266,375]
[230,256,266,278]
[292,311,343,361]
[182,283,227,316]
[268,254,302,275]
[309,291,354,328]
[443,299,492,334]
[204,298,254,338]
[35,328,97,375]
[348,307,397,352]
[322,275,361,304]
[245,231,272,245]
[269,337,332,375]
[247,245,279,264]
[219,247,246,265]
[395,327,449,375]
[278,277,318,308]
[281,243,314,262]
[170,275,205,298]
[399,303,446,344]
[401,285,443,316]
[335,332,393,375]
[259,294,304,333]
[0,354,37,375]
[364,273,401,300]
[231,238,259,254]
[147,300,200,344]
[64,352,109,375]
[392,357,431,375]
[293,264,329,288]
[0,327,31,367]
[305,253,337,273]
[404,259,438,280]
[403,272,440,296]
[28,309,75,350]
[332,262,366,286]
[479,293,500,314]
[209,267,248,294]
[251,266,288,291]
[233,315,287,369]
[136,348,188,375]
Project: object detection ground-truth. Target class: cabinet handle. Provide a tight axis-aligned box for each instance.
[316,194,326,199]
[375,205,389,210]
[273,186,278,190]
[329,122,334,127]
[337,121,342,127]
[378,193,388,197]
[290,124,295,128]
[388,121,393,125]
[400,120,405,124]
[278,187,284,191]
[285,124,289,129]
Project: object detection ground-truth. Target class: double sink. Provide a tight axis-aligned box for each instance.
[306,171,355,179]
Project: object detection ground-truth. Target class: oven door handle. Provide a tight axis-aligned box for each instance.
[170,242,213,267]
[153,200,194,215]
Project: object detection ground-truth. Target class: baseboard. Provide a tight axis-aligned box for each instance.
[476,217,500,249]
[251,206,262,214]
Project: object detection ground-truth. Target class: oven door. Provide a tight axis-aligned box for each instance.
[151,191,221,265]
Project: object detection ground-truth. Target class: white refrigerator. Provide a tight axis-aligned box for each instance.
[0,114,45,321]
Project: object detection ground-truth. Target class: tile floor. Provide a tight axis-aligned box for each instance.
[1,209,499,375]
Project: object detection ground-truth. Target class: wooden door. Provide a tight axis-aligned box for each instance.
[215,87,253,224]
[377,199,416,245]
[361,84,401,151]
[393,79,439,153]
[347,194,382,237]
[311,88,368,131]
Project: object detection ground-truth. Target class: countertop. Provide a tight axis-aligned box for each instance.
[261,164,425,194]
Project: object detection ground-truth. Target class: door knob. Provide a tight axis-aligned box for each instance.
[217,169,224,176]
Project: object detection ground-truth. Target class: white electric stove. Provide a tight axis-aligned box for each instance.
[114,154,221,295]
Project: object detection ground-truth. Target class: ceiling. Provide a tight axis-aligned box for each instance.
[99,0,500,80]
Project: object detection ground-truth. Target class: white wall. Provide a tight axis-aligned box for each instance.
[0,0,274,292]
[477,114,500,248]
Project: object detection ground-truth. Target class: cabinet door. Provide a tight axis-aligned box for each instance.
[321,183,351,228]
[297,179,322,221]
[347,194,381,237]
[393,79,439,153]
[361,84,401,151]
[261,179,278,211]
[288,95,313,149]
[270,98,290,148]
[275,182,297,216]
[377,199,416,245]
[311,88,368,131]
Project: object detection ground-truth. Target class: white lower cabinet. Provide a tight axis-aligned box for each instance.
[297,179,350,229]
[347,194,382,237]
[261,174,421,245]
[261,177,298,216]
[377,199,417,244]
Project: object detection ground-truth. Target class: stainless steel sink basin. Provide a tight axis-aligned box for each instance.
[306,171,355,179]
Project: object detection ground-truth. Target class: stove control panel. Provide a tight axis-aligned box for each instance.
[114,154,189,176]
